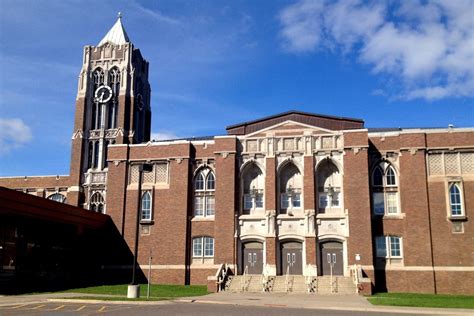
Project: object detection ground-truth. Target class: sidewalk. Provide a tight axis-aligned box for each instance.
[1,291,472,315]
[176,292,473,316]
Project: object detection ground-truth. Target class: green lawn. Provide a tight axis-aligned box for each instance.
[62,284,208,299]
[367,292,474,309]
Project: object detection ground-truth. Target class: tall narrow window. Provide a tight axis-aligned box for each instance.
[193,168,216,217]
[449,183,464,217]
[317,159,342,212]
[108,67,120,129]
[371,162,399,215]
[141,191,152,221]
[241,163,264,215]
[92,68,105,130]
[279,162,302,214]
[93,141,100,169]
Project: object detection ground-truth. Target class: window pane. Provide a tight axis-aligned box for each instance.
[386,167,396,186]
[331,192,340,207]
[319,193,328,208]
[375,236,386,257]
[244,194,253,210]
[449,184,462,216]
[206,173,215,190]
[373,192,385,214]
[373,167,383,186]
[255,194,263,208]
[281,193,289,209]
[386,192,398,214]
[390,237,401,257]
[194,197,204,216]
[195,173,204,190]
[292,193,301,208]
[204,237,214,257]
[206,196,215,216]
[193,238,202,257]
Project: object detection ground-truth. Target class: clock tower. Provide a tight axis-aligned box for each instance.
[68,14,151,210]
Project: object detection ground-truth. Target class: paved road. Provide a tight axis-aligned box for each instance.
[0,302,440,316]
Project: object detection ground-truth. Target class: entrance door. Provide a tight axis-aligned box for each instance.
[281,241,302,275]
[242,242,263,274]
[320,241,343,276]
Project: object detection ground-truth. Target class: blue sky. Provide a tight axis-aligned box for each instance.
[0,0,473,176]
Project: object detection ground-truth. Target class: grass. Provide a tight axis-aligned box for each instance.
[61,296,169,301]
[367,292,474,309]
[62,284,208,299]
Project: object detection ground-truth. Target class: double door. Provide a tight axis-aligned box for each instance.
[243,242,263,274]
[281,242,302,275]
[320,241,343,276]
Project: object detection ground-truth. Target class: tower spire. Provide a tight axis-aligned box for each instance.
[97,14,130,46]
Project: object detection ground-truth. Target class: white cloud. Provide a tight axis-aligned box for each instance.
[278,0,474,100]
[151,131,179,141]
[0,118,33,155]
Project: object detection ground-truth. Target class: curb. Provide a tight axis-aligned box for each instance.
[47,298,173,305]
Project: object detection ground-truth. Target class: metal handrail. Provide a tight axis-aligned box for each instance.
[216,263,229,292]
[284,265,291,293]
[241,265,248,292]
[351,264,362,293]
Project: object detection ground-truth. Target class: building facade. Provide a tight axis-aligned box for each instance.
[1,18,473,295]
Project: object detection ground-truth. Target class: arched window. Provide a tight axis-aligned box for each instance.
[141,191,152,221]
[107,67,120,129]
[317,159,342,212]
[279,162,302,214]
[194,168,215,217]
[90,191,105,213]
[449,183,464,217]
[371,162,399,215]
[242,163,264,214]
[48,193,66,203]
[92,68,105,130]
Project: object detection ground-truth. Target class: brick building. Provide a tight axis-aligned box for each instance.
[1,17,473,295]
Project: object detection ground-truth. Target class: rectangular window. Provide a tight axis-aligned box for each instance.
[386,192,398,214]
[204,237,214,257]
[281,193,289,209]
[373,192,385,215]
[193,238,202,257]
[375,236,386,257]
[244,194,253,210]
[194,197,204,216]
[376,236,402,258]
[206,196,215,216]
[389,236,401,257]
[255,194,264,208]
[292,193,301,208]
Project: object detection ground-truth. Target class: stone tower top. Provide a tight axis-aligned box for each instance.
[97,14,130,46]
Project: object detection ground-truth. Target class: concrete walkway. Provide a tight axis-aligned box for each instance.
[0,292,472,315]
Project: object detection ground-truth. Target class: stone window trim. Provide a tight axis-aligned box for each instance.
[445,179,467,220]
[241,162,265,215]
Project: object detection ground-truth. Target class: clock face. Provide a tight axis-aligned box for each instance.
[94,85,113,103]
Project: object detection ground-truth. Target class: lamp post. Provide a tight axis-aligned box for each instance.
[128,163,153,299]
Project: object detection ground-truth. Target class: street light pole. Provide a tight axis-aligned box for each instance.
[128,163,153,299]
